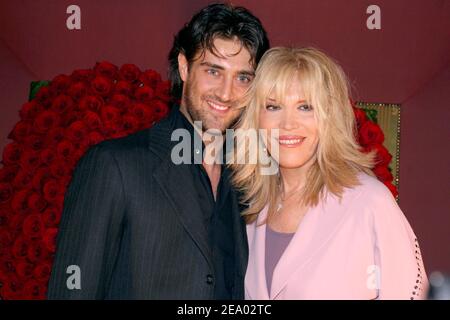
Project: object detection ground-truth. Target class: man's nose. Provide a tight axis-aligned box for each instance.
[215,76,233,102]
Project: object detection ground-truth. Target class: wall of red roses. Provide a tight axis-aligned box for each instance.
[0,0,449,277]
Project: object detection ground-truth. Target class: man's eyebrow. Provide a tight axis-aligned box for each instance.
[199,62,255,76]
[200,62,225,70]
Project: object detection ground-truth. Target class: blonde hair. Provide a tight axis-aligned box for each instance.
[229,47,375,223]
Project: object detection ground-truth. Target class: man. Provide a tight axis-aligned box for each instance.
[47,3,269,299]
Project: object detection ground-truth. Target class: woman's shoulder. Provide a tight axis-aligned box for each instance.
[351,172,395,203]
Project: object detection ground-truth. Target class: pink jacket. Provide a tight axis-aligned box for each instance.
[245,173,428,300]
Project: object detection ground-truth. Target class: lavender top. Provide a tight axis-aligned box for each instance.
[265,225,295,293]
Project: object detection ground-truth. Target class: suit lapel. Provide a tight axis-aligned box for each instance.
[148,111,213,269]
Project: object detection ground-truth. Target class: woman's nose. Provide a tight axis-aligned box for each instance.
[280,109,299,130]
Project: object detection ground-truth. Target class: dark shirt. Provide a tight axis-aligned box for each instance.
[173,106,236,299]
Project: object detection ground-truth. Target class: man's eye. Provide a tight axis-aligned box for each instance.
[265,104,280,111]
[299,104,313,111]
[237,75,252,83]
[207,69,219,76]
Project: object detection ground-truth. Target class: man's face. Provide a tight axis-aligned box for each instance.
[178,37,255,134]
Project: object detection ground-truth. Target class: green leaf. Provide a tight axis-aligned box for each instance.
[362,108,378,124]
[29,80,50,101]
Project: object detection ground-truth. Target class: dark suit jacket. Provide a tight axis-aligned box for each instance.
[47,109,248,299]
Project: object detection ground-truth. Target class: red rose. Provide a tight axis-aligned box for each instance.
[110,93,131,111]
[139,69,162,88]
[131,103,155,125]
[42,206,62,227]
[70,69,95,82]
[22,279,46,300]
[84,111,103,130]
[67,82,89,101]
[79,95,104,112]
[11,189,31,214]
[114,80,133,96]
[103,118,124,136]
[8,120,32,143]
[0,274,24,300]
[27,240,49,263]
[56,140,75,159]
[153,100,170,120]
[353,107,368,128]
[27,193,47,212]
[373,165,394,183]
[0,227,13,250]
[122,114,140,134]
[24,134,45,152]
[42,228,58,253]
[154,80,171,102]
[53,195,65,209]
[101,105,121,123]
[66,120,88,142]
[43,179,61,202]
[50,94,74,114]
[0,253,15,276]
[45,127,65,145]
[19,150,41,172]
[33,110,60,133]
[39,149,56,166]
[120,64,141,83]
[34,86,54,107]
[91,75,113,97]
[0,165,20,183]
[94,61,119,80]
[16,261,34,280]
[87,131,105,147]
[33,262,52,282]
[49,160,70,178]
[135,85,154,103]
[31,167,51,190]
[50,74,72,93]
[372,144,393,167]
[23,214,45,239]
[60,110,83,127]
[384,181,399,198]
[19,101,44,121]
[7,215,27,240]
[12,171,33,190]
[0,183,13,203]
[2,142,22,165]
[0,206,11,227]
[359,121,384,147]
[12,236,29,259]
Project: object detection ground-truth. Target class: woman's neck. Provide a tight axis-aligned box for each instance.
[279,164,310,195]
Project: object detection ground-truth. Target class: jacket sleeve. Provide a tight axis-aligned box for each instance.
[368,182,428,300]
[47,143,126,299]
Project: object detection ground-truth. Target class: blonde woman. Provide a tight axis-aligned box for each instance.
[230,47,428,300]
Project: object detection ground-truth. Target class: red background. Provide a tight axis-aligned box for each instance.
[0,0,449,274]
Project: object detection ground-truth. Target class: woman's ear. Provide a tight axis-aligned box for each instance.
[178,53,189,82]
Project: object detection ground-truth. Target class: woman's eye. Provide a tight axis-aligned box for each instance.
[299,104,313,111]
[265,104,280,111]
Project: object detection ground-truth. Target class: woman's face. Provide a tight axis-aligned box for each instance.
[259,78,319,170]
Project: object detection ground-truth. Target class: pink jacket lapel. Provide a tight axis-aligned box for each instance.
[246,187,363,300]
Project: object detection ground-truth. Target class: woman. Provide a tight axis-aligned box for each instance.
[230,47,428,299]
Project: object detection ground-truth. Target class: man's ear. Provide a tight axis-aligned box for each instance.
[178,53,189,82]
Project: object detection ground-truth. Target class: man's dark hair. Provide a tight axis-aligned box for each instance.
[168,3,270,99]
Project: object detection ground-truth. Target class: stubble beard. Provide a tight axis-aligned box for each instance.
[182,81,240,135]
